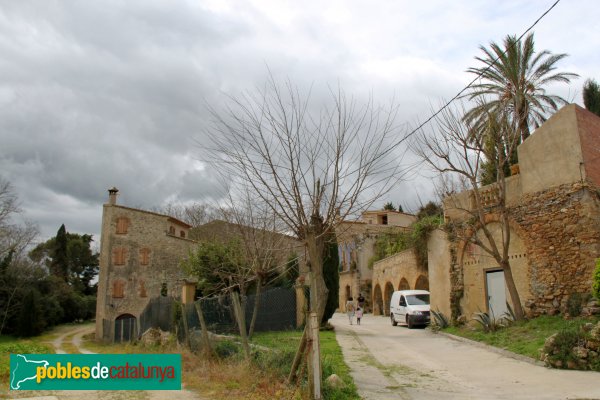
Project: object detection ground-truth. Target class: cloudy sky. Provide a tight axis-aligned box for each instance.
[0,0,598,243]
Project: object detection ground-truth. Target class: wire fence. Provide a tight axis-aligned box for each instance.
[138,287,297,338]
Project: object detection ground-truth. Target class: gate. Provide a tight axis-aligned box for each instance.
[114,313,137,342]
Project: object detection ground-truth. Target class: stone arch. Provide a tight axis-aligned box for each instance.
[373,284,383,316]
[415,275,429,290]
[384,282,395,316]
[114,313,136,342]
[398,277,410,290]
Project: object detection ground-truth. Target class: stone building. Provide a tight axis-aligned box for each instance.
[336,210,415,312]
[372,249,428,316]
[95,188,197,342]
[429,104,600,319]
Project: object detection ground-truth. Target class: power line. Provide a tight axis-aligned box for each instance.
[389,0,562,150]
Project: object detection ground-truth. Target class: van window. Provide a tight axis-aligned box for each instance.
[399,296,406,306]
[406,294,430,305]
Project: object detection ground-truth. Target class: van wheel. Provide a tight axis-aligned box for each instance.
[406,315,414,329]
[391,314,398,326]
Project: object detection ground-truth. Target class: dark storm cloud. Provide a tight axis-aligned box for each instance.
[0,0,597,240]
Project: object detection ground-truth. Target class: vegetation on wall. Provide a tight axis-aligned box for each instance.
[368,203,443,271]
[593,258,600,300]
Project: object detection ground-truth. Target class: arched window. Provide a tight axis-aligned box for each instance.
[139,281,147,298]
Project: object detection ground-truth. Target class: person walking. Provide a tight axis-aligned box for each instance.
[345,297,355,325]
[356,306,363,325]
[357,293,366,310]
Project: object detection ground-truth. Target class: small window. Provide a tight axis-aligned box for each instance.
[139,248,151,266]
[112,247,127,266]
[160,283,168,297]
[139,281,147,298]
[113,280,125,298]
[116,217,130,234]
[168,226,175,235]
[180,230,186,238]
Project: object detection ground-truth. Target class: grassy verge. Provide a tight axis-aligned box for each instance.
[442,315,600,359]
[86,328,358,399]
[0,335,53,390]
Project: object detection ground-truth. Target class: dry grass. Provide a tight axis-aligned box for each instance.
[182,353,299,400]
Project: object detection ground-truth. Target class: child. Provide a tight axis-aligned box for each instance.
[356,306,363,325]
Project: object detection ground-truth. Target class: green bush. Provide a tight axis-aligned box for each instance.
[546,328,585,368]
[567,293,584,317]
[593,259,600,300]
[214,339,241,359]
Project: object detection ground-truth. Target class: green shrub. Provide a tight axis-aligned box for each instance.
[214,340,241,359]
[472,311,507,333]
[430,309,450,331]
[546,328,585,368]
[593,259,600,300]
[567,293,584,317]
[252,348,295,377]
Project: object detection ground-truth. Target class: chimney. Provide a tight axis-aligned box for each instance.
[108,187,119,205]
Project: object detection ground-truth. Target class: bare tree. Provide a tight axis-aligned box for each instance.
[219,188,301,339]
[204,76,403,395]
[151,202,217,227]
[412,102,525,320]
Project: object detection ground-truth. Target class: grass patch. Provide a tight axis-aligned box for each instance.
[442,315,600,359]
[0,335,53,390]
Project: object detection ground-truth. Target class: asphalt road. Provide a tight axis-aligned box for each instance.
[330,312,600,400]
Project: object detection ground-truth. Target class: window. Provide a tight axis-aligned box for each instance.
[116,217,130,234]
[139,281,147,298]
[112,280,125,298]
[180,230,186,238]
[139,248,151,266]
[168,226,175,235]
[160,283,168,297]
[112,247,127,266]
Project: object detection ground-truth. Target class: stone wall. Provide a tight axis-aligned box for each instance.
[511,182,600,316]
[372,249,427,315]
[427,229,452,317]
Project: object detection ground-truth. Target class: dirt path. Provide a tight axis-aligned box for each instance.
[8,324,204,400]
[331,312,600,400]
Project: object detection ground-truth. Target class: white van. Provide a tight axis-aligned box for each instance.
[390,290,430,328]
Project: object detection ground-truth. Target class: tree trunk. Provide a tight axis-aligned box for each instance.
[231,291,251,360]
[500,260,525,320]
[193,302,213,357]
[248,277,261,340]
[305,231,329,321]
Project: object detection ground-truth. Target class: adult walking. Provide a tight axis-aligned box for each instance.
[345,297,355,325]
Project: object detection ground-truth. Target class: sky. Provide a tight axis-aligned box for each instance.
[0,0,598,244]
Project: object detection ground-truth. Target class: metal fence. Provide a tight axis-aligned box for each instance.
[138,287,297,338]
[184,287,297,334]
[139,296,175,335]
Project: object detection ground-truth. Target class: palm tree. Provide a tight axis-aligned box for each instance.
[464,33,578,145]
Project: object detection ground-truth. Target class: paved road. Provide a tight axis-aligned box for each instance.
[330,312,600,400]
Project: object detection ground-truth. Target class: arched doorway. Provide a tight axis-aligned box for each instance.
[415,275,429,290]
[345,285,351,300]
[115,313,137,342]
[373,284,383,316]
[398,278,410,290]
[384,282,395,316]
